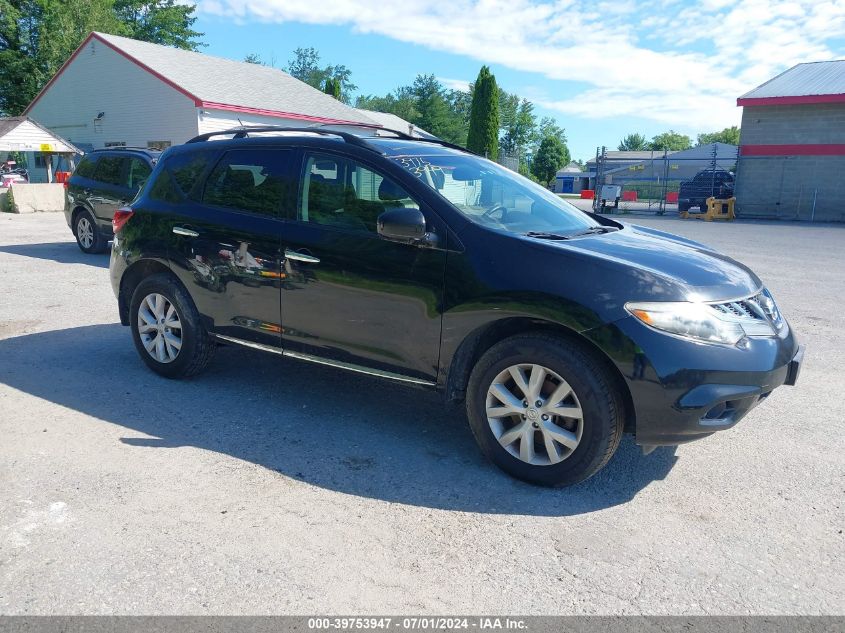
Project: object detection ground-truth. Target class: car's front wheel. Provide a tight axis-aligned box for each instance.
[73,210,106,254]
[129,274,216,379]
[466,334,624,486]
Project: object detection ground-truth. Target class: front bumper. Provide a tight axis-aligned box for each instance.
[584,317,802,446]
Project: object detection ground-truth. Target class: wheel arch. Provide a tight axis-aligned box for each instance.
[444,317,636,433]
[118,259,176,326]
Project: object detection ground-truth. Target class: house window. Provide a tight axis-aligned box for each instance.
[104,141,126,148]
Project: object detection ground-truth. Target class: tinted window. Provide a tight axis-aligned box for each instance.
[300,153,418,233]
[203,149,292,217]
[93,156,127,186]
[127,158,152,191]
[74,156,97,179]
[150,151,213,203]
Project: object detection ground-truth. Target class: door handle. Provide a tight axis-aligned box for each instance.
[172,226,200,238]
[284,248,320,264]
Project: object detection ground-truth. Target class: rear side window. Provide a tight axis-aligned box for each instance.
[74,156,97,179]
[93,156,127,186]
[203,149,292,217]
[149,151,213,203]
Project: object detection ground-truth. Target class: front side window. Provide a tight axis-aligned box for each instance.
[93,156,127,187]
[203,149,292,217]
[392,152,597,236]
[300,153,418,233]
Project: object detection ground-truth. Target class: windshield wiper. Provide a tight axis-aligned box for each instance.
[525,226,620,241]
[570,226,620,237]
[524,231,572,240]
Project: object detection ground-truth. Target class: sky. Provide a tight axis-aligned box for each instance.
[194,0,845,161]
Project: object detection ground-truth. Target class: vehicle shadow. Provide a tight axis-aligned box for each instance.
[0,242,109,268]
[0,325,678,516]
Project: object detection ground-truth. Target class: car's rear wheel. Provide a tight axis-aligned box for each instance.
[73,210,106,254]
[466,334,624,486]
[129,274,216,378]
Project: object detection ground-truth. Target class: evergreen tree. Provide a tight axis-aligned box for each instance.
[618,133,649,151]
[466,66,499,159]
[531,136,569,186]
[323,77,341,99]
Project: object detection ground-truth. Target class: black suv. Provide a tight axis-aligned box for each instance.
[109,127,801,486]
[677,169,735,213]
[65,147,160,253]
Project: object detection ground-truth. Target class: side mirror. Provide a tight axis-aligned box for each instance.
[378,207,430,244]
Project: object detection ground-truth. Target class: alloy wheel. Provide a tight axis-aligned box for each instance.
[77,217,94,249]
[485,363,584,466]
[137,293,182,363]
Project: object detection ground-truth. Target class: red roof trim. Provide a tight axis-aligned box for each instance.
[199,102,373,126]
[737,93,845,107]
[24,33,201,115]
[740,144,845,156]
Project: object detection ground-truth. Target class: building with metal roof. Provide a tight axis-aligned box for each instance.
[735,60,845,222]
[24,32,382,152]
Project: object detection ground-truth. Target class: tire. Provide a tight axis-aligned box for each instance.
[129,273,216,379]
[678,202,690,213]
[699,199,709,211]
[466,334,624,487]
[73,209,106,254]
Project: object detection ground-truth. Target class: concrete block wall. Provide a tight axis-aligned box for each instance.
[740,103,845,144]
[736,103,845,221]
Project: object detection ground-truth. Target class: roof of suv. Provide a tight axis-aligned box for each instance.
[88,147,162,158]
[179,126,469,159]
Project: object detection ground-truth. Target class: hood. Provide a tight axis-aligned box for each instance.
[541,223,762,304]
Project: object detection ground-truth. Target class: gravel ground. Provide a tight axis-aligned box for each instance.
[0,212,843,615]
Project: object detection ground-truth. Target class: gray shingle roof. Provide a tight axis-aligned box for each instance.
[94,32,377,125]
[740,60,845,99]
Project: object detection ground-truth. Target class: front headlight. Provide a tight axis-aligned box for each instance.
[626,301,752,346]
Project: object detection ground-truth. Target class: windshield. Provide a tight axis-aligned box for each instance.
[392,153,599,235]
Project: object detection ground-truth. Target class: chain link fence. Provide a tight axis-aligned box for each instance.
[589,144,739,215]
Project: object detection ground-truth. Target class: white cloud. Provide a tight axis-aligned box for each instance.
[438,77,472,92]
[198,0,845,130]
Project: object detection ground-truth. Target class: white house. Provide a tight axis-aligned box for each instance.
[24,32,387,152]
[0,117,80,183]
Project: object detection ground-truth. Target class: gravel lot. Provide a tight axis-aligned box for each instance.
[1,212,843,615]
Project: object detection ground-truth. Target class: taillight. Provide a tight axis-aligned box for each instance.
[112,207,134,234]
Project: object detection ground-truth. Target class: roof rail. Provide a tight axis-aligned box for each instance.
[91,146,161,152]
[185,125,374,149]
[316,122,468,153]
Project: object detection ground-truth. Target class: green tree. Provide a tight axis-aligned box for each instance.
[500,98,536,164]
[243,53,262,65]
[0,0,203,116]
[113,1,202,49]
[697,125,740,146]
[618,133,649,151]
[410,74,465,144]
[323,76,341,100]
[286,47,356,104]
[648,130,692,151]
[466,66,499,159]
[531,136,569,185]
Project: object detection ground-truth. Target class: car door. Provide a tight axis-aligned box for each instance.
[165,147,295,349]
[89,154,132,222]
[278,150,447,383]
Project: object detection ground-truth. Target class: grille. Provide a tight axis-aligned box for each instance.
[709,290,783,336]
